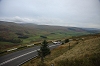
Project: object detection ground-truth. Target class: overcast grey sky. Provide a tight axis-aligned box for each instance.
[0,0,100,28]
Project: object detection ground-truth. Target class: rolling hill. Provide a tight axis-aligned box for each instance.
[0,21,100,43]
[0,21,100,50]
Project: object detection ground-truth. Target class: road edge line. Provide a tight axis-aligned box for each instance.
[17,55,38,66]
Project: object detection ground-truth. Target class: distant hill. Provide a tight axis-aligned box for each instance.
[82,28,100,33]
[0,21,100,44]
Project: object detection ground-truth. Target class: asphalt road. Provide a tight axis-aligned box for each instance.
[0,43,61,66]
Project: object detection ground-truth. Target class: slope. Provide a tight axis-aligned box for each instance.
[23,34,100,66]
[0,21,99,51]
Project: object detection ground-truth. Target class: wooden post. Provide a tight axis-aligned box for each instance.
[69,43,70,50]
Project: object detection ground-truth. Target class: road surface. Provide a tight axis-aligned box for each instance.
[0,44,61,66]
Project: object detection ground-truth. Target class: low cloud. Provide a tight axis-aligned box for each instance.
[0,16,65,25]
[0,16,100,29]
[0,0,100,28]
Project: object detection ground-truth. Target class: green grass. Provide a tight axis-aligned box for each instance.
[0,32,89,49]
[0,31,89,53]
[0,41,17,51]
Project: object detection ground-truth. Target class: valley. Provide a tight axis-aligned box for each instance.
[0,21,95,51]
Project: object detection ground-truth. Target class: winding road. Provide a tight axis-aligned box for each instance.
[0,44,61,66]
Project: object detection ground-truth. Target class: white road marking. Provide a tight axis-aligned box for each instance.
[17,55,38,66]
[0,44,60,66]
[0,49,39,66]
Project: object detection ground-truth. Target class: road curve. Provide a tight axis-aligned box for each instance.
[0,44,60,66]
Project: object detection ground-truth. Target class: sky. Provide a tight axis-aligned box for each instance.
[0,0,100,28]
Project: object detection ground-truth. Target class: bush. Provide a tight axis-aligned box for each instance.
[18,35,29,39]
[0,36,22,43]
[11,38,22,43]
[64,39,69,43]
[0,51,7,54]
[40,36,47,39]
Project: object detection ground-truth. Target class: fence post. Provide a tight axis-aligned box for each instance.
[69,43,70,50]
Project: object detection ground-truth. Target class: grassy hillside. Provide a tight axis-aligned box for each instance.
[23,34,100,66]
[0,21,99,51]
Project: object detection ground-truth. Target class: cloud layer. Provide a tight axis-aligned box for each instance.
[0,0,100,28]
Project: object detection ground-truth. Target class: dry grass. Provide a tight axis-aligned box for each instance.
[22,34,100,66]
[50,37,100,66]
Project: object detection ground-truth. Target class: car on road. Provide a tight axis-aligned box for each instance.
[53,41,62,44]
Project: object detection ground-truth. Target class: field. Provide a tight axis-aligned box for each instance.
[0,21,99,56]
[23,34,100,66]
[0,32,86,52]
[22,31,88,43]
[0,21,89,51]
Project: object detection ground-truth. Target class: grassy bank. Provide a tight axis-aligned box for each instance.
[23,34,100,66]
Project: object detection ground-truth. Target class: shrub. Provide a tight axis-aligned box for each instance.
[11,38,22,43]
[65,39,69,43]
[40,36,47,39]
